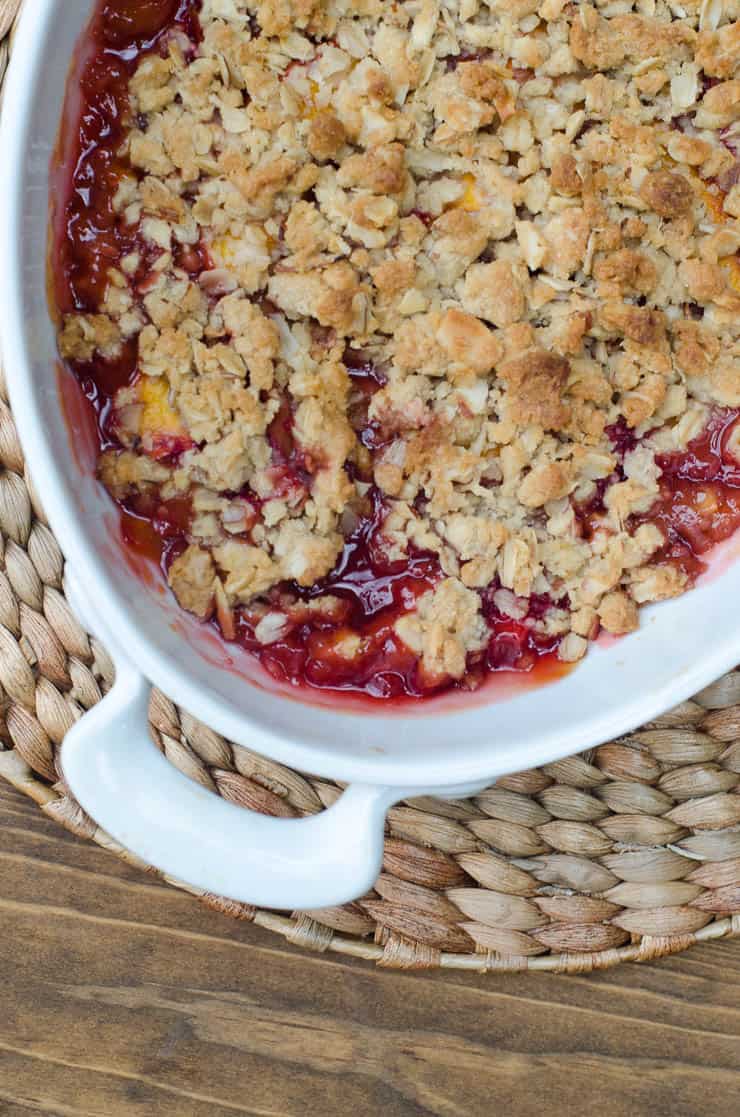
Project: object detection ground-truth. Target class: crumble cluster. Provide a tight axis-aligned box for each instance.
[59,0,740,684]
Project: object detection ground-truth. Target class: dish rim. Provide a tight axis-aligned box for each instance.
[2,0,740,789]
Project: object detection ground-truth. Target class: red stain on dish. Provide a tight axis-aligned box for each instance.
[56,362,99,473]
[52,0,740,709]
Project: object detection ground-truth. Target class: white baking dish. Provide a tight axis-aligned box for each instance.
[2,0,739,910]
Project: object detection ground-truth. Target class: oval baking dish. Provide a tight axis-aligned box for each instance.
[2,0,740,908]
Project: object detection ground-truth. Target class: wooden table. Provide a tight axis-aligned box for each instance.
[1,779,739,1117]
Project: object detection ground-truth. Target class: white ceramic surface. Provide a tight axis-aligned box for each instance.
[2,0,740,909]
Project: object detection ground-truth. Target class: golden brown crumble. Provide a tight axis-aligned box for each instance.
[59,0,740,681]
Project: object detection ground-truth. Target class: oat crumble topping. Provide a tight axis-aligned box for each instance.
[57,0,740,694]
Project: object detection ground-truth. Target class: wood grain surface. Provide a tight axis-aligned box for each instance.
[0,780,738,1117]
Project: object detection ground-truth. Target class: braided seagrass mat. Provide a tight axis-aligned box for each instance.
[1,3,739,974]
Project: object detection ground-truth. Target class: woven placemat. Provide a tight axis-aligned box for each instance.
[1,3,739,973]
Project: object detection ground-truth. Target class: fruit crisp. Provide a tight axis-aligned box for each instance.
[54,0,740,700]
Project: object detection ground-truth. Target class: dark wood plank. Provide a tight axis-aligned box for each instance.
[0,781,739,1117]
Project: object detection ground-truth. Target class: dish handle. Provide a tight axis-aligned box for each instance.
[61,655,407,909]
[61,571,491,909]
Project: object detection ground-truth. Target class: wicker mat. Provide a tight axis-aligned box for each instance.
[1,4,739,973]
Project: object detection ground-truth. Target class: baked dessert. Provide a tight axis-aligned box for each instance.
[54,0,740,700]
